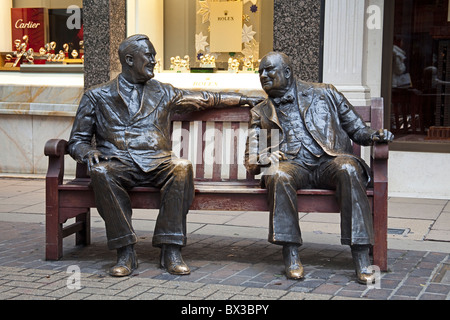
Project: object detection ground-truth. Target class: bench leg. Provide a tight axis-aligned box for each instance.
[372,184,388,272]
[45,207,63,261]
[76,210,91,246]
[373,223,388,271]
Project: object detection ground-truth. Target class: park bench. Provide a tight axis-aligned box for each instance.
[44,97,389,271]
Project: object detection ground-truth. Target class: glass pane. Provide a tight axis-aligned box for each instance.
[391,0,450,143]
[163,0,273,71]
[10,1,83,65]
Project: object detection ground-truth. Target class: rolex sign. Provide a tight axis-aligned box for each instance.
[209,1,243,53]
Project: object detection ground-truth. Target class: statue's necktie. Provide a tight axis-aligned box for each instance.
[128,86,141,116]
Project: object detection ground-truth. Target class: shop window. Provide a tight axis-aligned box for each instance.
[163,0,273,72]
[1,0,83,72]
[391,0,450,146]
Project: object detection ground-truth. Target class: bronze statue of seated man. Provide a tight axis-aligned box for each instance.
[245,52,394,284]
[68,34,264,277]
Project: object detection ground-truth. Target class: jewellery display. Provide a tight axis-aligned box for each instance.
[228,57,240,73]
[241,55,255,73]
[169,55,190,73]
[200,54,216,68]
[4,7,84,72]
[164,53,260,74]
[63,43,70,58]
[1,36,84,70]
[154,59,161,73]
[2,36,35,68]
[79,41,84,59]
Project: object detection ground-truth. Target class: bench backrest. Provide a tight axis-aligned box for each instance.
[75,98,384,183]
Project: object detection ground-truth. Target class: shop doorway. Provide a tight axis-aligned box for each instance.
[382,0,450,152]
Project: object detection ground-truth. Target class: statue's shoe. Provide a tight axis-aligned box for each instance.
[283,245,304,280]
[109,245,138,277]
[351,245,375,285]
[160,244,190,275]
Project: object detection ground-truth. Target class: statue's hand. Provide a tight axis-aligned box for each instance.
[371,129,394,143]
[84,150,110,171]
[259,150,287,166]
[240,96,265,108]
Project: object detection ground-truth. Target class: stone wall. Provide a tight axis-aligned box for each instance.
[273,0,324,82]
[83,0,126,89]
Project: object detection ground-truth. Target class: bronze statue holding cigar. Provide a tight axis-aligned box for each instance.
[245,52,394,284]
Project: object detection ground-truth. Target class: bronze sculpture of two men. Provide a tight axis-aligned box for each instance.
[68,35,393,284]
[246,52,393,284]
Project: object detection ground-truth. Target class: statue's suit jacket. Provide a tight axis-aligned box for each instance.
[245,79,376,181]
[69,76,242,172]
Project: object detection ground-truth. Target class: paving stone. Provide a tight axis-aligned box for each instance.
[187,287,218,298]
[116,285,152,297]
[84,294,127,300]
[362,288,394,300]
[425,283,450,295]
[133,292,163,300]
[311,283,342,295]
[394,285,424,297]
[149,286,193,296]
[335,289,364,299]
[419,293,447,300]
[241,287,288,299]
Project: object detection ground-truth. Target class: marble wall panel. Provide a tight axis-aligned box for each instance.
[30,86,83,105]
[33,115,76,175]
[0,83,80,175]
[0,114,33,174]
[0,85,32,103]
[0,84,81,114]
[0,84,83,105]
[0,114,76,175]
[0,103,31,112]
[28,103,78,116]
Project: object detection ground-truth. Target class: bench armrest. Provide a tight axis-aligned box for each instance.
[45,139,68,185]
[371,142,389,160]
[371,141,389,188]
[44,139,69,157]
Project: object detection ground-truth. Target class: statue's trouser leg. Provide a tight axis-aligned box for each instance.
[263,161,310,246]
[263,156,374,247]
[89,158,194,250]
[316,156,374,246]
[151,158,194,248]
[90,160,138,250]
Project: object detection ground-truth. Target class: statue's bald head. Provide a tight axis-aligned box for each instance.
[261,52,293,71]
[118,34,153,66]
[259,52,295,97]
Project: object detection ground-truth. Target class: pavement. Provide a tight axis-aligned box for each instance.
[0,177,449,306]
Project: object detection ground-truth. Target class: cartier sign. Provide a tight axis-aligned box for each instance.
[15,19,41,29]
[11,8,47,51]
